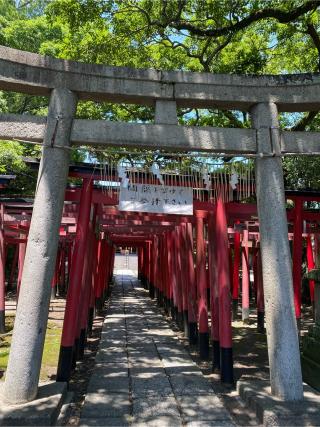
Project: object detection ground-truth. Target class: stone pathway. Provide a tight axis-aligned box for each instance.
[80,271,235,426]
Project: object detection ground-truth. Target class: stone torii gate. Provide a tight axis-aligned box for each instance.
[2,46,320,404]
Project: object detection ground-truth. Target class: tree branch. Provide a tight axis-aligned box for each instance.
[291,111,318,131]
[171,1,319,38]
[306,22,320,71]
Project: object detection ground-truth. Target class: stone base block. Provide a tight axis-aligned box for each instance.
[237,376,320,426]
[0,381,67,426]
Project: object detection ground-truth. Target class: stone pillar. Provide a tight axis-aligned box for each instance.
[251,102,303,401]
[3,88,77,404]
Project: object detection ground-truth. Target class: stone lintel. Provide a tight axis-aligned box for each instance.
[2,113,320,155]
[1,46,320,111]
[0,113,256,154]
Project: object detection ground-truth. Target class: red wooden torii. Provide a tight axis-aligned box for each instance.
[1,165,319,385]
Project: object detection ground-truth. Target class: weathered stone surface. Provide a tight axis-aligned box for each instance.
[80,417,130,426]
[176,395,233,422]
[238,376,320,426]
[72,120,257,154]
[91,365,128,379]
[87,376,130,394]
[2,45,320,110]
[132,397,180,420]
[2,88,77,404]
[161,355,196,368]
[252,102,303,400]
[185,422,235,427]
[80,271,234,426]
[95,349,128,364]
[0,382,67,426]
[131,376,173,397]
[130,366,166,378]
[127,344,158,354]
[81,392,130,418]
[170,374,214,396]
[133,416,182,427]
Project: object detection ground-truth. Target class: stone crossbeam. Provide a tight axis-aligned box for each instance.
[1,113,320,155]
[0,113,255,153]
[72,119,255,153]
[1,46,320,111]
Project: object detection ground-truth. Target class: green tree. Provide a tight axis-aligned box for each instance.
[1,0,320,189]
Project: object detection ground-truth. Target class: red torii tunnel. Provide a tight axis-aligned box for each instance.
[1,167,319,387]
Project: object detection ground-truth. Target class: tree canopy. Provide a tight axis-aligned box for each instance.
[1,0,320,191]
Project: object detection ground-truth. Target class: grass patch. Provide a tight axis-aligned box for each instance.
[0,314,62,381]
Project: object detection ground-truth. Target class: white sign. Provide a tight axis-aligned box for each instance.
[119,183,193,215]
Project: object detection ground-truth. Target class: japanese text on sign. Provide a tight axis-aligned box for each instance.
[119,184,193,215]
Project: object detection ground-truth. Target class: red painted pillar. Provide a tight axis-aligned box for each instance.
[77,215,96,359]
[0,208,5,333]
[138,247,142,280]
[232,221,241,319]
[241,228,250,323]
[166,232,174,316]
[149,239,156,299]
[154,237,159,299]
[110,246,116,285]
[175,226,184,329]
[158,235,165,306]
[57,243,64,296]
[215,198,233,383]
[94,239,103,301]
[51,246,61,300]
[97,240,110,303]
[17,223,27,300]
[196,214,209,359]
[57,178,93,382]
[256,248,265,333]
[163,234,171,313]
[145,241,151,289]
[104,242,113,298]
[185,222,197,344]
[208,211,220,370]
[143,243,147,286]
[87,234,98,336]
[160,234,167,307]
[180,224,189,336]
[293,198,303,323]
[171,231,179,320]
[306,235,315,304]
[8,244,18,291]
[67,240,73,287]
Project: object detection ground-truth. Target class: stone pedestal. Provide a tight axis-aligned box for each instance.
[0,382,67,426]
